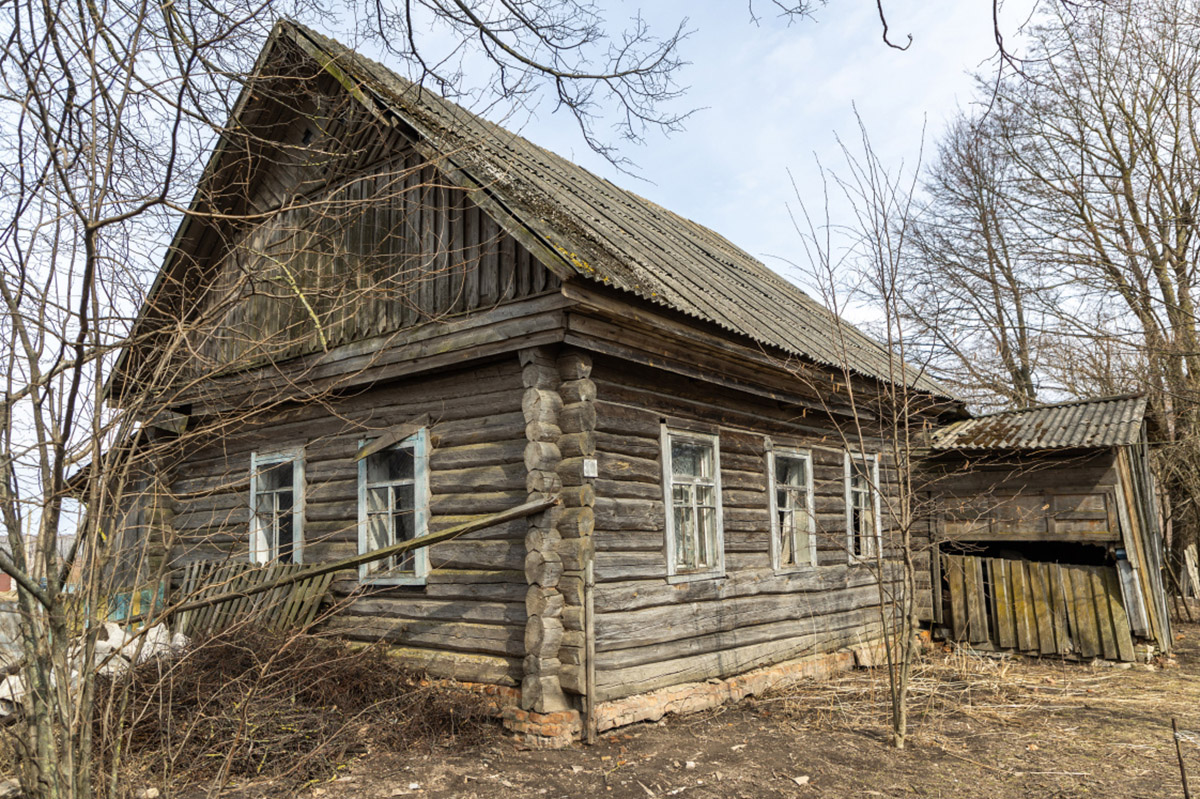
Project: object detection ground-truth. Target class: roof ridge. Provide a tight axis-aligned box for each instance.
[971,392,1144,419]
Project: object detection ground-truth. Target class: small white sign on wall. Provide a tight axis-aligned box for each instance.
[582,458,599,478]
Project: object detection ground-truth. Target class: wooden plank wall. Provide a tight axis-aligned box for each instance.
[187,137,558,375]
[588,357,921,702]
[942,554,1135,661]
[929,451,1120,543]
[167,359,529,685]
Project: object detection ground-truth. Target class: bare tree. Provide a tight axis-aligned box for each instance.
[0,4,700,797]
[787,114,945,750]
[910,0,1200,561]
[900,109,1055,410]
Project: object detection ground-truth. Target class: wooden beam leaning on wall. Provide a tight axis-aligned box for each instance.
[131,496,560,624]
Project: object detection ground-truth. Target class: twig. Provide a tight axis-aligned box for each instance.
[1176,717,1192,799]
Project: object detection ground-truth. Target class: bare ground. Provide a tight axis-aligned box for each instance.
[250,621,1200,799]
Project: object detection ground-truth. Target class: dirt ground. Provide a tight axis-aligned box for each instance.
[286,622,1200,799]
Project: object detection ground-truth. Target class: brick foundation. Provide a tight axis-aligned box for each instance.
[501,707,582,748]
[594,642,882,732]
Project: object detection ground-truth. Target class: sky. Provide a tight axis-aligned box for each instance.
[423,0,1037,297]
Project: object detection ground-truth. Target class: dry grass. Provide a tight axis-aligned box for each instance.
[92,627,497,795]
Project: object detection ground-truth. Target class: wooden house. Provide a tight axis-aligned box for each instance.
[925,395,1171,661]
[108,21,1169,746]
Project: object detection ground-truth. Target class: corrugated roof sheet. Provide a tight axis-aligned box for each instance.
[285,23,950,398]
[929,395,1147,450]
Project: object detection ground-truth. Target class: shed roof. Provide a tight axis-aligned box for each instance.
[280,23,949,397]
[929,394,1147,451]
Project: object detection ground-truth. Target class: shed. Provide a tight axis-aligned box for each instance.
[925,394,1170,659]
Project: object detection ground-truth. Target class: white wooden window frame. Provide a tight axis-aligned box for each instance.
[249,448,305,564]
[357,428,430,586]
[662,425,725,583]
[844,452,882,563]
[768,448,817,572]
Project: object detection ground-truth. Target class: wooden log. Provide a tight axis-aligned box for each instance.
[323,617,525,656]
[524,441,561,472]
[524,526,562,554]
[525,615,564,655]
[430,492,528,516]
[559,432,597,459]
[598,453,661,484]
[557,350,593,380]
[560,403,598,435]
[347,596,524,625]
[522,674,571,713]
[560,485,595,508]
[526,470,563,494]
[430,440,525,470]
[560,378,597,404]
[430,462,526,493]
[595,582,884,651]
[559,537,594,571]
[526,586,565,618]
[523,655,562,675]
[595,622,884,702]
[524,550,563,587]
[594,497,664,532]
[559,573,585,606]
[522,362,559,390]
[522,388,563,424]
[559,663,585,695]
[558,507,595,539]
[526,421,562,443]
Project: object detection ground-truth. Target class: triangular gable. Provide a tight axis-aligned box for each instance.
[116,21,950,401]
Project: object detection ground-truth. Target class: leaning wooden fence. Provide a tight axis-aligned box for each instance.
[942,554,1136,662]
[174,561,334,638]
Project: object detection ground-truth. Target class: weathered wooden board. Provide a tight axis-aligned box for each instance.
[943,555,1134,662]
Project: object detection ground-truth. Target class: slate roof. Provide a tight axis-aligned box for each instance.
[283,22,949,397]
[929,394,1147,451]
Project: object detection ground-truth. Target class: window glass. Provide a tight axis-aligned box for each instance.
[665,431,722,578]
[359,431,427,583]
[772,452,812,569]
[252,454,301,564]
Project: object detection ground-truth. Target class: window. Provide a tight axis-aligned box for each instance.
[358,428,429,584]
[662,427,724,582]
[769,449,815,570]
[845,453,881,561]
[250,450,304,564]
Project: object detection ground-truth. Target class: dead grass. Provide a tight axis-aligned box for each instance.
[92,627,497,795]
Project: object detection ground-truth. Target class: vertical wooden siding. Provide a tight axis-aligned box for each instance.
[187,141,558,375]
[167,360,529,684]
[588,357,919,702]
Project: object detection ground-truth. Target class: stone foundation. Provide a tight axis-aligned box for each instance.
[594,642,882,732]
[501,707,582,748]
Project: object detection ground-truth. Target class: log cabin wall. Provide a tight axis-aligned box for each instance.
[587,355,922,703]
[167,357,530,686]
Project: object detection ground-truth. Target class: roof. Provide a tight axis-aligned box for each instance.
[929,394,1147,451]
[278,23,950,398]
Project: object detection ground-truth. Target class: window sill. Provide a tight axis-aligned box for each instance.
[666,569,725,585]
[359,575,427,587]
